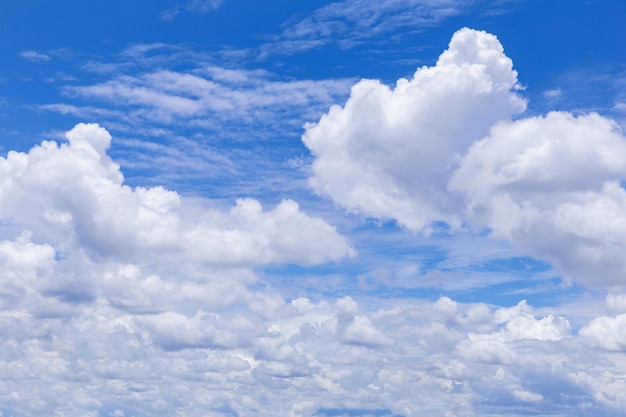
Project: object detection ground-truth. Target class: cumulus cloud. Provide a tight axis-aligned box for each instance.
[580,313,626,351]
[0,122,362,416]
[304,27,526,232]
[304,27,626,287]
[451,112,626,286]
[0,123,353,266]
[7,24,626,417]
[0,243,624,417]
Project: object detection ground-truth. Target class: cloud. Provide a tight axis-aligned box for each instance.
[0,234,625,417]
[7,22,626,417]
[0,123,363,415]
[19,50,51,62]
[451,112,626,286]
[160,0,224,21]
[0,123,354,267]
[543,88,562,98]
[580,313,626,351]
[263,0,470,54]
[304,27,626,287]
[39,51,355,197]
[185,0,224,14]
[304,28,526,232]
[54,67,353,137]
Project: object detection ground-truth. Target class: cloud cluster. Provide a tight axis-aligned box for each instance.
[3,119,609,417]
[0,123,353,267]
[1,106,625,417]
[5,23,626,416]
[304,28,626,287]
[1,263,625,417]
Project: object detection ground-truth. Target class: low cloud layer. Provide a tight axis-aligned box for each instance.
[1,99,625,417]
[3,26,626,417]
[304,28,626,287]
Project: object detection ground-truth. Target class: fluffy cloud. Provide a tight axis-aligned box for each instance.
[452,112,626,285]
[304,27,526,232]
[0,247,624,417]
[580,313,626,351]
[0,123,353,266]
[304,27,626,286]
[0,122,362,416]
[6,24,626,417]
[580,293,626,352]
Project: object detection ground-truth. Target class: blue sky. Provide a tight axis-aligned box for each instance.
[1,1,626,416]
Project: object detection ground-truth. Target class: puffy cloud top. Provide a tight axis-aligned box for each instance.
[304,28,626,287]
[0,123,354,266]
[303,28,526,232]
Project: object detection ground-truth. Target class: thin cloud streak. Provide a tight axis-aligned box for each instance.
[261,0,473,55]
[160,0,224,21]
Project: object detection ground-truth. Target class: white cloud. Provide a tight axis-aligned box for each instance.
[607,293,626,314]
[58,67,353,137]
[0,123,354,266]
[37,46,355,196]
[263,0,470,54]
[304,27,626,287]
[160,0,224,21]
[580,313,626,351]
[580,297,626,352]
[7,21,626,417]
[342,315,394,347]
[19,50,51,62]
[513,389,544,402]
[185,0,223,14]
[452,112,626,286]
[303,27,526,232]
[0,258,623,417]
[543,88,562,98]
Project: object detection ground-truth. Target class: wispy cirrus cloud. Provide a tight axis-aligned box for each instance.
[37,45,354,194]
[261,0,473,55]
[45,42,354,139]
[63,68,352,131]
[160,0,224,21]
[19,50,51,62]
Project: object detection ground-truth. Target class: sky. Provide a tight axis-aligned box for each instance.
[1,0,626,416]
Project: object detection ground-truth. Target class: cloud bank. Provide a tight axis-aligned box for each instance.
[0,123,353,267]
[3,27,626,417]
[304,28,626,287]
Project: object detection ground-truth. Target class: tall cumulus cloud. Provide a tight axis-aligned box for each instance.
[303,27,626,287]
